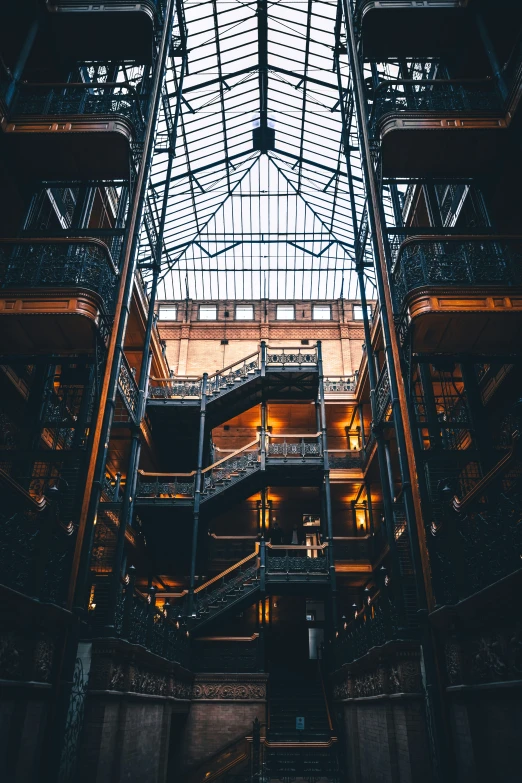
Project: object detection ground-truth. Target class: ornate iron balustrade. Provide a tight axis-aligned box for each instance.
[324,375,358,393]
[0,239,118,310]
[261,744,340,782]
[266,345,318,366]
[0,499,76,607]
[206,352,260,398]
[118,354,140,422]
[51,0,159,8]
[374,364,391,424]
[10,81,148,135]
[427,466,522,607]
[392,236,522,308]
[266,434,322,459]
[148,377,202,399]
[189,551,260,622]
[202,441,260,498]
[104,569,190,666]
[136,471,195,499]
[266,545,329,575]
[328,450,363,469]
[371,79,502,132]
[193,636,260,672]
[335,590,401,667]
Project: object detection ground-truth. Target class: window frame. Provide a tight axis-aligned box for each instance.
[157,305,178,321]
[235,304,255,321]
[199,304,218,321]
[353,304,372,321]
[276,304,295,321]
[312,304,331,321]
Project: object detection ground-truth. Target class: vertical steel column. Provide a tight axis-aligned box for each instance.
[70,0,177,614]
[4,16,40,106]
[188,372,208,616]
[317,341,337,628]
[260,401,267,471]
[342,0,453,777]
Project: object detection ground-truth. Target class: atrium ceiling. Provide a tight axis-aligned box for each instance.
[141,0,377,301]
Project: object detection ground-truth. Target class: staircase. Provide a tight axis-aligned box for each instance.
[269,668,332,741]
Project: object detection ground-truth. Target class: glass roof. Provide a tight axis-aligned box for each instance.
[140,0,379,301]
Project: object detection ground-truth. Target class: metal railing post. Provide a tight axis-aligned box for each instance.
[188,372,208,616]
[260,340,267,377]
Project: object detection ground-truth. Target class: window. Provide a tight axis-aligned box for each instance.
[353,304,372,321]
[199,305,217,320]
[313,304,331,320]
[276,304,295,320]
[158,305,177,321]
[236,304,254,320]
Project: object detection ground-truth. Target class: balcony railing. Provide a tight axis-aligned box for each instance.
[9,81,148,135]
[335,588,401,667]
[324,375,358,393]
[328,450,363,469]
[266,544,329,576]
[0,238,118,310]
[118,353,140,422]
[148,344,318,401]
[392,236,522,308]
[202,439,260,496]
[371,78,502,132]
[266,434,322,460]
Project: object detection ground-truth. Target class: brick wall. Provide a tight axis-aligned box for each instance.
[157,298,372,378]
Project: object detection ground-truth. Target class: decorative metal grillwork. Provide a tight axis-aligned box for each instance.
[335,591,400,667]
[202,447,259,498]
[374,364,391,424]
[266,548,329,574]
[148,378,202,399]
[392,238,522,308]
[371,79,502,133]
[118,355,140,421]
[267,436,322,459]
[328,450,363,469]
[192,561,259,621]
[136,474,195,498]
[0,240,118,311]
[266,347,318,366]
[324,375,358,393]
[206,354,260,397]
[11,82,147,135]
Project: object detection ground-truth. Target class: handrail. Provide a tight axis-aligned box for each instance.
[207,350,260,380]
[452,431,520,512]
[266,543,328,550]
[0,236,119,275]
[137,468,195,477]
[266,343,317,349]
[210,533,257,540]
[267,432,321,439]
[201,437,260,473]
[375,77,494,88]
[194,544,259,594]
[196,633,259,642]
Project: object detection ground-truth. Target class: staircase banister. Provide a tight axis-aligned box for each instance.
[149,375,200,381]
[210,533,258,539]
[137,468,196,477]
[267,431,321,438]
[266,543,328,551]
[206,349,260,380]
[201,436,260,473]
[194,543,260,594]
[452,430,520,513]
[196,633,259,641]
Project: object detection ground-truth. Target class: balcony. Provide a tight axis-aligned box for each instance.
[371,79,505,177]
[47,1,159,63]
[0,238,118,352]
[356,1,470,60]
[392,236,522,352]
[1,82,147,179]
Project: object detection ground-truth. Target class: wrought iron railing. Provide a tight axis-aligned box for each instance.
[266,544,329,576]
[392,236,522,308]
[51,0,159,9]
[206,352,260,398]
[371,78,502,132]
[374,364,391,424]
[266,434,322,459]
[101,568,190,666]
[0,239,118,310]
[323,375,358,393]
[10,81,148,135]
[190,547,260,621]
[202,439,260,497]
[335,589,401,667]
[136,470,195,498]
[327,450,363,469]
[148,376,202,399]
[118,354,140,422]
[266,345,318,365]
[427,446,522,606]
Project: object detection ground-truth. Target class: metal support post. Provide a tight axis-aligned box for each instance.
[188,372,208,616]
[260,401,267,471]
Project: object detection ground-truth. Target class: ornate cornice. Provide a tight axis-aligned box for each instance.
[192,673,268,702]
[332,640,423,701]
